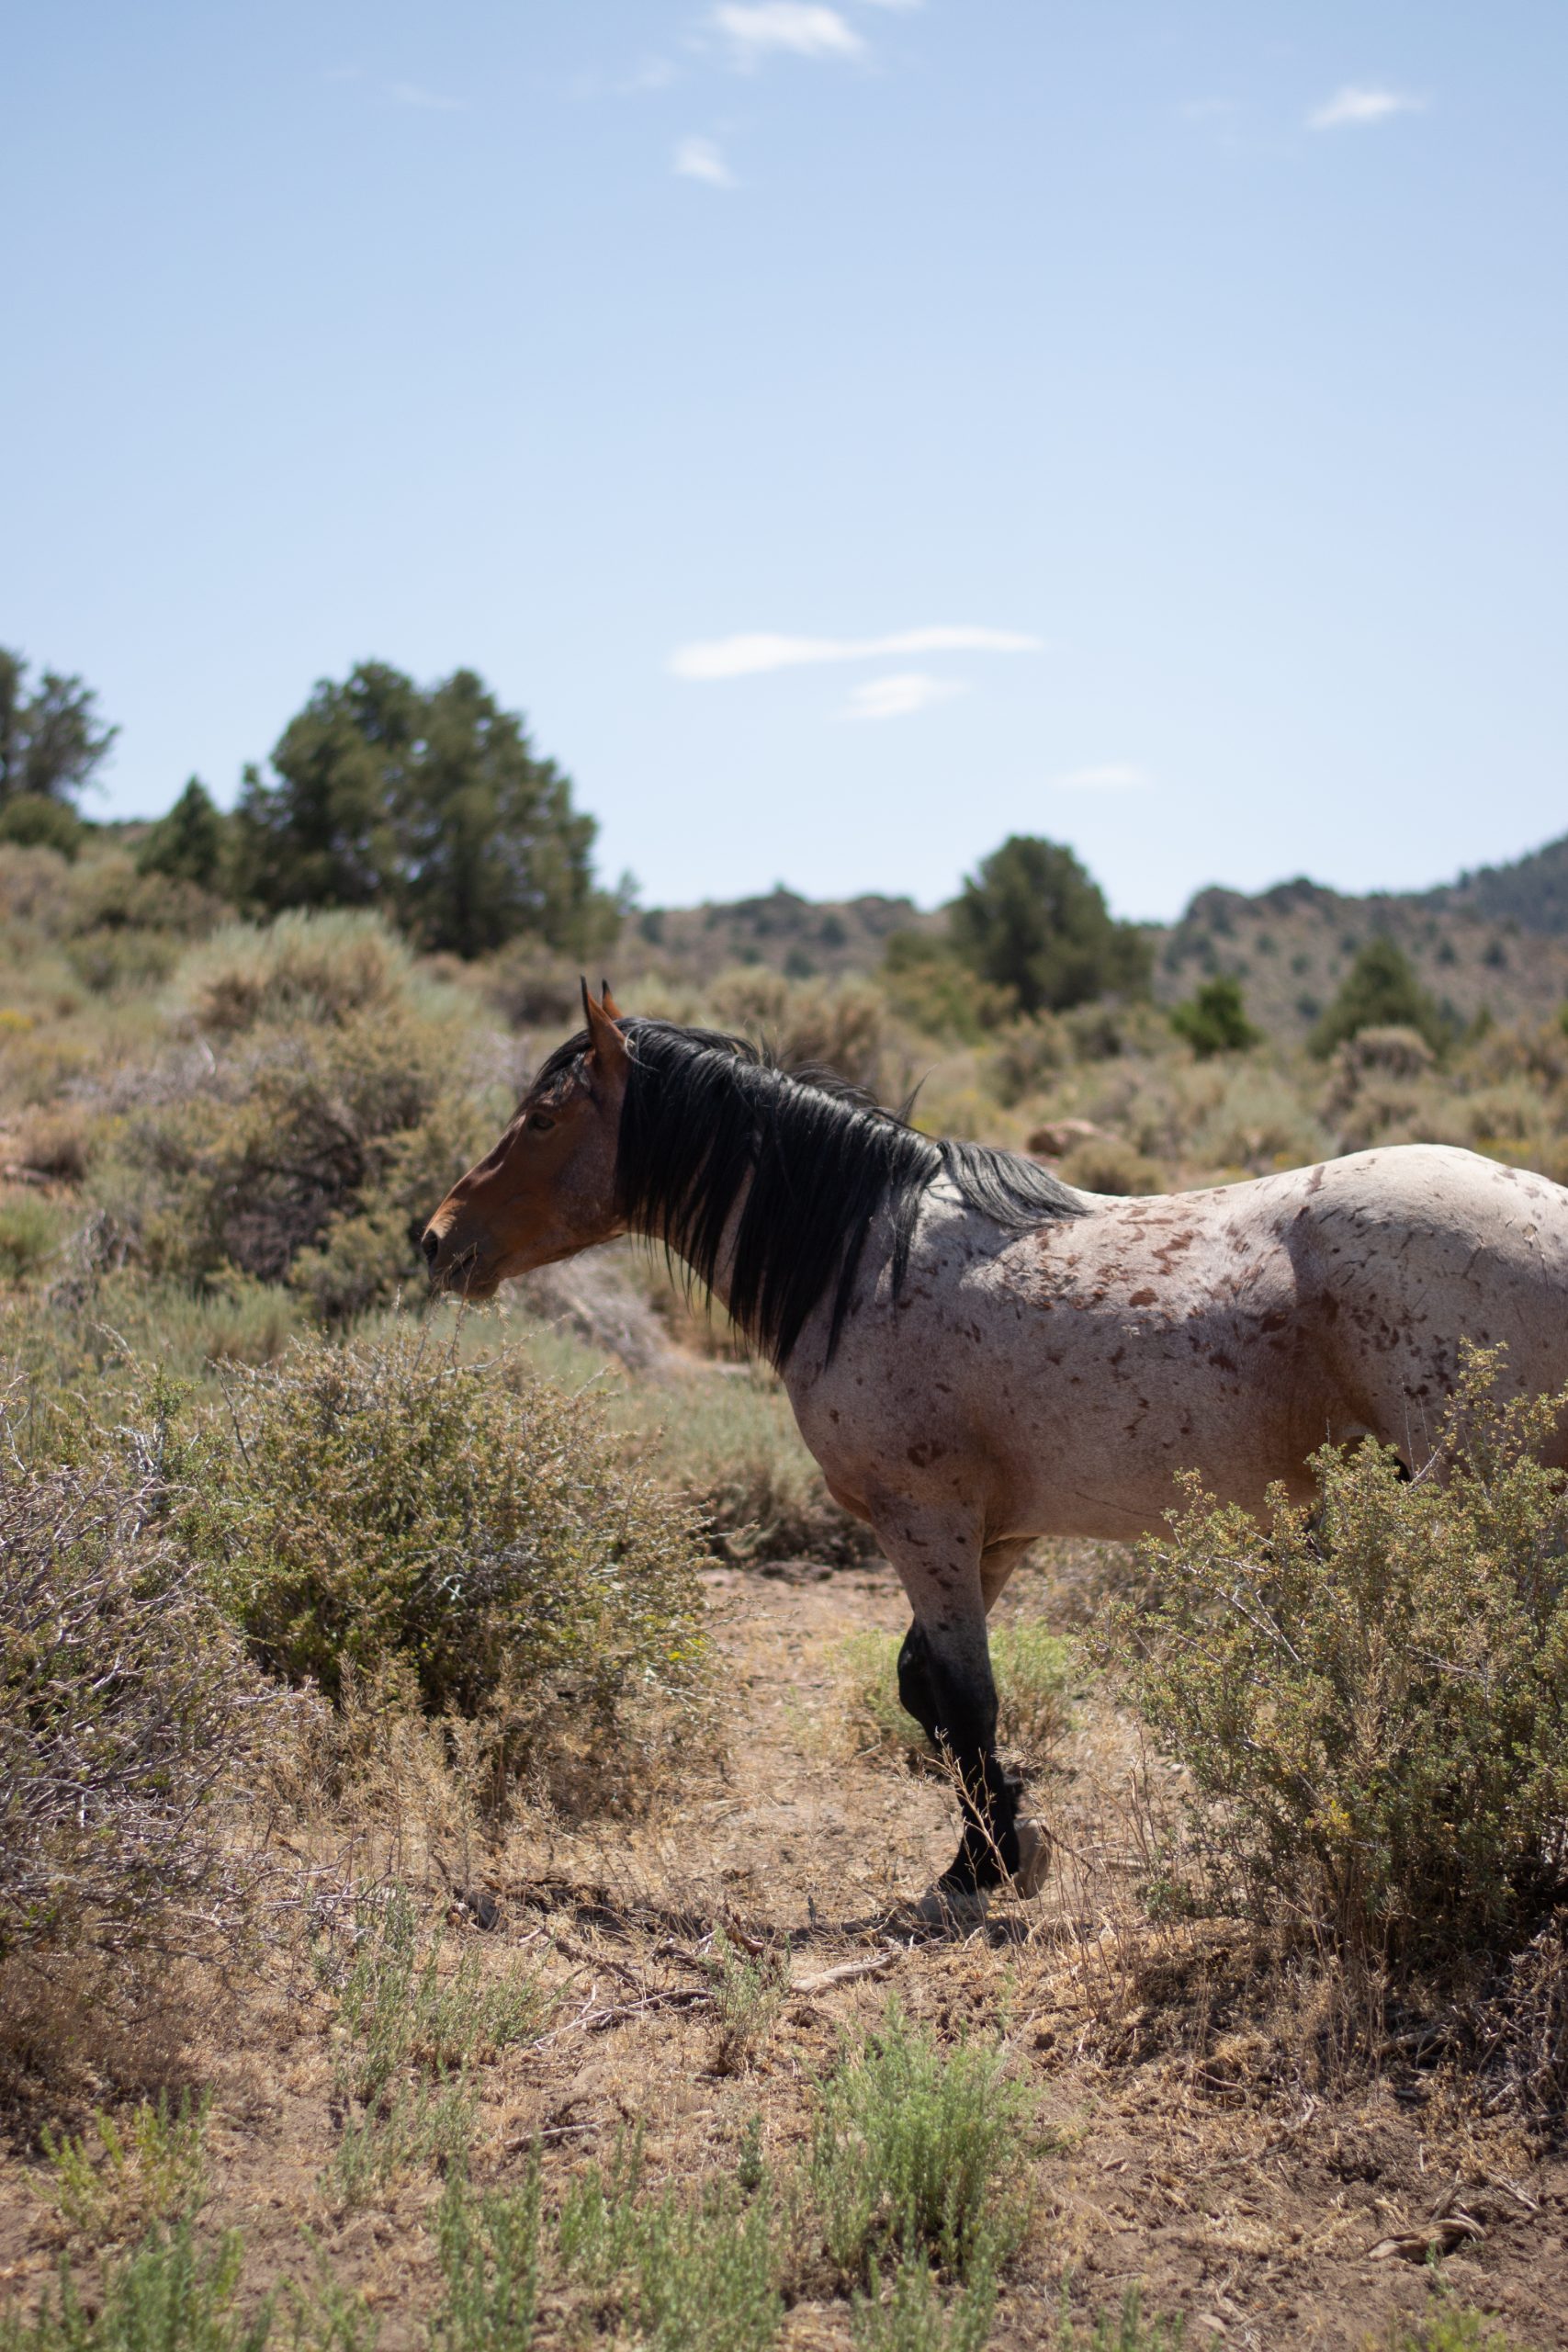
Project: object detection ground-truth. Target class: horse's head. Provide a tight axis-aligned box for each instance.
[422,982,630,1299]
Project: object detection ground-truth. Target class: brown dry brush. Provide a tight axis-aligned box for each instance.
[0,1404,277,1981]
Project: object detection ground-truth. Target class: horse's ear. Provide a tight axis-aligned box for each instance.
[601,980,623,1021]
[581,978,629,1083]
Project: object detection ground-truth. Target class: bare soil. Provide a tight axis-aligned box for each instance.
[2,1555,1564,2349]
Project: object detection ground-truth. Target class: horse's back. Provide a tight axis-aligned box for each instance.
[1293,1144,1568,1460]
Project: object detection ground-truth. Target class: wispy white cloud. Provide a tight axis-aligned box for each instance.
[843,673,967,721]
[1308,85,1427,130]
[389,81,464,111]
[674,135,736,187]
[624,57,678,92]
[711,6,865,68]
[1050,763,1150,792]
[856,0,922,9]
[671,624,1040,681]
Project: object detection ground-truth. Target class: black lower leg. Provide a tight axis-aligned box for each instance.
[902,1623,1021,1891]
[897,1621,942,1744]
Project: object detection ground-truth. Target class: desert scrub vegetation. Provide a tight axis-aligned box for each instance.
[323,1886,548,2105]
[40,2092,211,2245]
[424,2005,1036,2352]
[810,2002,1034,2289]
[426,2128,783,2352]
[1097,1346,1568,1970]
[87,910,507,1322]
[0,2221,381,2352]
[176,1326,711,1810]
[0,1419,273,1977]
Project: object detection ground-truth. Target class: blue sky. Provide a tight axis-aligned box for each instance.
[5,3,1565,917]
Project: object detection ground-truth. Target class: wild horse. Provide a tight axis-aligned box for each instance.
[423,988,1568,1908]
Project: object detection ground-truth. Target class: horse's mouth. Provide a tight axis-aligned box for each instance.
[429,1248,500,1304]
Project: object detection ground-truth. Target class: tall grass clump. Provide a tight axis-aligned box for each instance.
[178,1328,710,1810]
[0,1416,270,1978]
[1098,1346,1568,1969]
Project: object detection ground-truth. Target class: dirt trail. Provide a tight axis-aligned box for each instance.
[2,1561,1564,2350]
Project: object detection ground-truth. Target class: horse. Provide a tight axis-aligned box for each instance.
[423,984,1568,1910]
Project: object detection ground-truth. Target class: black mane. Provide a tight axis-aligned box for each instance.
[533,1019,1089,1369]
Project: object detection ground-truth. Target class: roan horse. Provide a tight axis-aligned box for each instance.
[423,986,1568,1907]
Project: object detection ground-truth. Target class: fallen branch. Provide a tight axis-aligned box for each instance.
[791,1946,902,1996]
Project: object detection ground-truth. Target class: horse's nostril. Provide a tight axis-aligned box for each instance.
[422,1228,440,1268]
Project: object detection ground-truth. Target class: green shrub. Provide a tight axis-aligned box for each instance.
[0,2227,378,2352]
[706,1928,789,2075]
[880,933,1011,1044]
[0,1435,270,1970]
[0,793,83,861]
[42,2093,210,2244]
[110,922,493,1315]
[0,1193,69,1280]
[838,1623,1074,1776]
[326,1887,547,2103]
[327,2074,476,2211]
[1055,1135,1161,1197]
[1095,1347,1568,1965]
[1168,975,1259,1058]
[984,1014,1069,1106]
[1309,936,1450,1058]
[174,910,423,1037]
[707,967,889,1091]
[432,2165,543,2352]
[556,2132,782,2352]
[178,1329,710,1805]
[852,2245,998,2352]
[810,2005,1032,2286]
[0,2227,271,2352]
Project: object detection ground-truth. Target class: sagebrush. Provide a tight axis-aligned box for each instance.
[177,1327,711,1808]
[0,1417,271,1973]
[1100,1346,1568,1966]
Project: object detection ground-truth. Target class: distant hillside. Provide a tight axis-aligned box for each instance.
[626,832,1568,1045]
[1156,876,1568,1045]
[1422,832,1568,935]
[618,886,942,987]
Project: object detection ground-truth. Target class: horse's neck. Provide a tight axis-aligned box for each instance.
[633,1178,750,1320]
[630,1167,844,1374]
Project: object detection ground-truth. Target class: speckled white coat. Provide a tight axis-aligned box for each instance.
[781,1144,1568,1650]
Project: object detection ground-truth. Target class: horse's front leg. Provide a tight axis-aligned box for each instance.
[874,1506,1031,1900]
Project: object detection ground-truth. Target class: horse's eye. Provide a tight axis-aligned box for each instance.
[529,1112,555,1134]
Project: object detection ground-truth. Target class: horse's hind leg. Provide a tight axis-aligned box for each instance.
[876,1508,1024,1897]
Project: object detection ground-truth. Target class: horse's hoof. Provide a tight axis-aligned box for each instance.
[906,1881,990,1932]
[1011,1818,1051,1899]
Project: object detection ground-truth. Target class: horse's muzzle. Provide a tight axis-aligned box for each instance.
[421,1219,498,1300]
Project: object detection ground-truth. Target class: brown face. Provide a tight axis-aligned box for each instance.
[422,989,631,1299]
